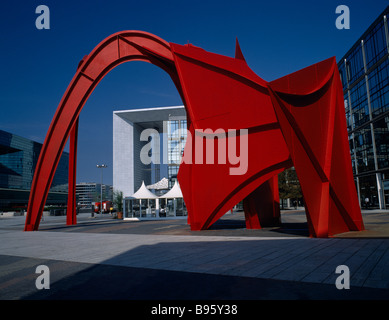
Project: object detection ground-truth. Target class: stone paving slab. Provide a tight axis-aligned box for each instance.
[0,229,389,290]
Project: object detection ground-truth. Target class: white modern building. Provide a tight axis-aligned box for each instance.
[76,182,113,207]
[113,105,187,198]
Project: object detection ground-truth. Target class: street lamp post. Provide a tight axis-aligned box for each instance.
[96,164,107,215]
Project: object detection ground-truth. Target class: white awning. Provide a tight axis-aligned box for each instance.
[127,181,158,199]
[159,181,183,198]
[147,177,169,190]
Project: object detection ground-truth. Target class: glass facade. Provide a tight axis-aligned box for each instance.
[166,119,187,188]
[338,6,389,209]
[0,129,69,211]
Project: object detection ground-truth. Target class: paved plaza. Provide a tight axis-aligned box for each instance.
[0,209,389,300]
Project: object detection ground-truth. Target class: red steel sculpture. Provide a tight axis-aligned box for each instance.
[24,31,364,237]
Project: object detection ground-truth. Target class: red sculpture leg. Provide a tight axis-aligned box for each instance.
[268,57,364,237]
[244,175,282,229]
[66,118,79,226]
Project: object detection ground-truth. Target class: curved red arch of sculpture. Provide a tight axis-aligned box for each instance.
[24,31,182,231]
[25,30,364,237]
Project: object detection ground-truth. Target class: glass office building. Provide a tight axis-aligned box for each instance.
[338,6,389,209]
[0,129,69,211]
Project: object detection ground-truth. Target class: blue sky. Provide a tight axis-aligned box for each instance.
[0,0,387,185]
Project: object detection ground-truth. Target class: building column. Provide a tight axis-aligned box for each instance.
[356,177,361,207]
[361,39,384,209]
[384,15,389,54]
[377,173,385,210]
[344,58,361,206]
[156,198,160,217]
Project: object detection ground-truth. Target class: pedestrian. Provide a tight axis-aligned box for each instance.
[364,197,369,209]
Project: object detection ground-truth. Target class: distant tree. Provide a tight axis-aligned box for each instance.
[278,170,289,208]
[113,190,123,212]
[278,167,303,209]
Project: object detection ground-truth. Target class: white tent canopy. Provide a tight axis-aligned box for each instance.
[123,181,186,219]
[159,181,183,198]
[158,181,186,217]
[147,177,169,190]
[128,181,158,199]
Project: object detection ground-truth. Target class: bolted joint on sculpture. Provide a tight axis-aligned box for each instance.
[24,31,364,237]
